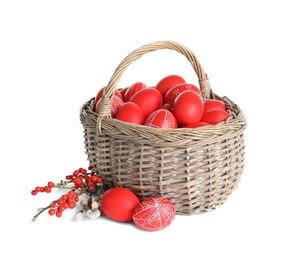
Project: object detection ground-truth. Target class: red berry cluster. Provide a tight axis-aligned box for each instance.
[31,181,55,195]
[48,190,79,218]
[31,166,107,222]
[65,167,103,191]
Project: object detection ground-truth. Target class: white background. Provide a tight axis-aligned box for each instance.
[1,0,290,259]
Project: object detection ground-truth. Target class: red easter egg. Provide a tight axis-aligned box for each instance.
[155,75,186,99]
[123,82,148,102]
[160,103,172,111]
[130,88,163,118]
[95,95,124,117]
[115,102,146,125]
[101,187,140,222]
[144,109,177,128]
[133,197,176,231]
[119,87,128,99]
[201,108,230,124]
[183,121,210,128]
[94,86,123,106]
[204,99,226,113]
[172,90,204,125]
[164,83,201,105]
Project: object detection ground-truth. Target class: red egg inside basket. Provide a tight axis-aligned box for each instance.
[144,109,177,128]
[132,197,176,231]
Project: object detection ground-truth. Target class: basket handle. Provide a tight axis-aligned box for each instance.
[98,40,212,118]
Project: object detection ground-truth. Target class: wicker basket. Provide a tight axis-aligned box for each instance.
[80,40,247,215]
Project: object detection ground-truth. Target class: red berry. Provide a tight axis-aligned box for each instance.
[61,195,68,201]
[56,211,62,217]
[31,190,37,195]
[45,187,51,193]
[88,180,94,187]
[51,203,57,208]
[35,186,42,192]
[47,182,54,188]
[73,177,82,186]
[68,202,76,209]
[81,169,87,174]
[91,176,98,183]
[48,209,55,216]
[88,185,95,191]
[67,191,74,198]
[77,183,83,188]
[58,206,65,212]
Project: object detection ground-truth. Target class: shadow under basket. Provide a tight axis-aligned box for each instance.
[79,40,247,215]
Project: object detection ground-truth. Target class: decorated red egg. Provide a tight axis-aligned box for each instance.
[155,74,186,99]
[144,109,177,128]
[164,83,201,105]
[130,88,163,118]
[133,197,176,231]
[123,82,148,102]
[95,95,124,117]
[101,187,140,222]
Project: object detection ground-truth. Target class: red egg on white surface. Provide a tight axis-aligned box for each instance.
[95,95,124,117]
[144,109,177,128]
[101,187,140,222]
[133,197,176,231]
[164,83,201,105]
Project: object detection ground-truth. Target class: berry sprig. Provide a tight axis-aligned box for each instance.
[31,166,109,222]
[31,181,55,195]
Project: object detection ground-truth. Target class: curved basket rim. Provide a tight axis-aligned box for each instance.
[80,94,247,148]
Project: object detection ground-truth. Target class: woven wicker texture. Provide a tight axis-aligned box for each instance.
[80,40,247,215]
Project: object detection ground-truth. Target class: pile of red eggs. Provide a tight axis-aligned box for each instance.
[94,75,229,128]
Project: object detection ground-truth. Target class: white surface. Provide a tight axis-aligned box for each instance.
[1,1,290,259]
